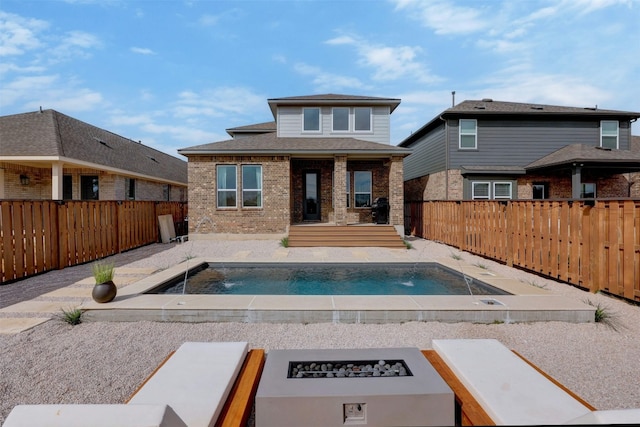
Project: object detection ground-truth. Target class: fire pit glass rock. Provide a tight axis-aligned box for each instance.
[256,347,453,427]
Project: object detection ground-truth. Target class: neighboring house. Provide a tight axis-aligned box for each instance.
[400,99,640,201]
[178,94,410,236]
[0,109,187,201]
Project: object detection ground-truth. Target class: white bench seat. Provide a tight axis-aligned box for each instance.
[433,339,592,425]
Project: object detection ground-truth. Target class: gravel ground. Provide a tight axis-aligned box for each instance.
[1,238,639,424]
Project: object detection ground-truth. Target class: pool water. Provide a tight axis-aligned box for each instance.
[146,263,509,296]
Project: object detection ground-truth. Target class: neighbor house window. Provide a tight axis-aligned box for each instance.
[332,107,349,131]
[493,182,512,199]
[532,182,549,199]
[581,183,596,198]
[354,107,371,131]
[600,121,618,149]
[63,175,73,200]
[125,178,136,200]
[303,108,320,132]
[354,171,372,207]
[163,184,170,201]
[80,175,99,200]
[242,165,262,208]
[346,172,351,208]
[459,119,477,149]
[471,182,490,200]
[217,165,237,208]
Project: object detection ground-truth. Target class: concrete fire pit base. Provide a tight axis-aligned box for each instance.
[255,347,454,427]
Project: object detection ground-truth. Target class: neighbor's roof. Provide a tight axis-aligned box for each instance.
[178,132,411,157]
[267,93,401,118]
[399,99,640,147]
[0,109,187,184]
[526,143,640,171]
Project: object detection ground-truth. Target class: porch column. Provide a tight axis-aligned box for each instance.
[571,164,582,199]
[388,155,405,235]
[333,155,347,225]
[51,161,63,200]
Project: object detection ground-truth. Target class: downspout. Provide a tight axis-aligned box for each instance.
[440,115,449,200]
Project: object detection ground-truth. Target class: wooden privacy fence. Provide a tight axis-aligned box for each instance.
[405,200,640,302]
[1,200,187,284]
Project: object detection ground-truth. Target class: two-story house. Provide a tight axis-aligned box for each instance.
[0,109,187,201]
[400,99,640,201]
[178,94,410,237]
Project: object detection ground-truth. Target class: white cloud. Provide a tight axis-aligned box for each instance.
[0,11,47,56]
[130,46,155,55]
[293,63,366,92]
[47,30,101,63]
[325,34,441,84]
[174,86,266,118]
[391,0,488,35]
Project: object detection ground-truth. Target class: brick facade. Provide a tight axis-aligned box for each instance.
[0,162,186,201]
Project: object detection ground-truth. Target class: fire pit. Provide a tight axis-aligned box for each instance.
[256,348,453,426]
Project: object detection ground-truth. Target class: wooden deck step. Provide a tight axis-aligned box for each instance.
[287,225,406,248]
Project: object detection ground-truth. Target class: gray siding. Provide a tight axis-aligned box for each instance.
[447,119,632,168]
[403,124,446,181]
[276,106,390,144]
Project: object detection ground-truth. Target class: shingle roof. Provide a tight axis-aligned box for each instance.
[0,110,187,184]
[632,135,640,153]
[225,121,276,137]
[267,93,402,117]
[446,99,640,116]
[526,143,640,170]
[178,132,411,157]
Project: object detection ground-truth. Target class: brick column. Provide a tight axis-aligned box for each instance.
[333,155,347,225]
[388,155,404,234]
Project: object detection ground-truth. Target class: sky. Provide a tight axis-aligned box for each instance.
[1,0,639,160]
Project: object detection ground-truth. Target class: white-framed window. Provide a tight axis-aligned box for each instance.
[332,107,349,132]
[472,182,490,200]
[354,171,372,207]
[346,171,351,208]
[532,182,549,199]
[459,119,477,149]
[217,165,237,208]
[581,183,596,198]
[125,177,136,200]
[600,120,618,149]
[354,107,372,132]
[303,107,321,132]
[242,165,262,208]
[493,182,512,199]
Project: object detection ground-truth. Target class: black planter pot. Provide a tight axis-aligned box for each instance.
[92,280,117,303]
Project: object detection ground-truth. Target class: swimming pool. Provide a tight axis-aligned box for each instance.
[145,263,509,296]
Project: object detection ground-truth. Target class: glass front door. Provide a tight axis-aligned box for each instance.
[303,171,320,221]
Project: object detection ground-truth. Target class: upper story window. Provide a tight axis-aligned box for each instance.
[354,107,372,131]
[242,165,262,208]
[217,165,237,208]
[600,120,618,149]
[459,119,477,149]
[332,108,349,131]
[303,108,321,132]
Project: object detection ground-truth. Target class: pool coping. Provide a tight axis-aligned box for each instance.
[80,257,596,324]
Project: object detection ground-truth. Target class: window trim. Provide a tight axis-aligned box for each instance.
[217,165,237,208]
[600,120,619,149]
[354,107,372,132]
[332,107,350,132]
[471,182,490,200]
[493,182,512,199]
[303,107,321,132]
[354,171,372,208]
[459,119,477,149]
[241,164,263,208]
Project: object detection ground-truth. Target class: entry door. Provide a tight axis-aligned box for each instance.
[303,171,321,221]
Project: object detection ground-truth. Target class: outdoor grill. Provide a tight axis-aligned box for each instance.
[255,347,454,427]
